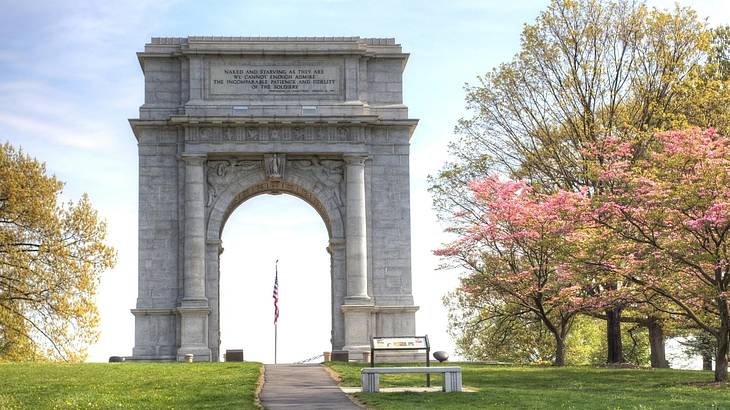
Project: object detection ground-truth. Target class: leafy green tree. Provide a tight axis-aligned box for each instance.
[431,0,717,365]
[669,26,730,135]
[0,143,116,362]
[678,333,715,370]
[445,291,558,364]
[567,315,650,366]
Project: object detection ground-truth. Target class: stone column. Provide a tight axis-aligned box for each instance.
[182,154,207,302]
[343,155,371,304]
[342,155,372,360]
[177,153,211,361]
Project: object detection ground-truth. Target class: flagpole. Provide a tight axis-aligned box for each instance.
[274,259,279,365]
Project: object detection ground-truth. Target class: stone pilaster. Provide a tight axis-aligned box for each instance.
[343,155,371,304]
[187,55,204,103]
[328,238,347,350]
[178,153,211,361]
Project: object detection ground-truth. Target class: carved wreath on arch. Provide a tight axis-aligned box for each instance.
[206,159,261,206]
[288,157,346,213]
[205,156,346,220]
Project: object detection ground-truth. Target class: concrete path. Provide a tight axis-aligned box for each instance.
[260,364,362,409]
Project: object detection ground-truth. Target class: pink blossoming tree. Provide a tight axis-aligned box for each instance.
[436,177,585,365]
[593,128,730,381]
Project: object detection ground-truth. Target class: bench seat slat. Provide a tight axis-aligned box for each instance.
[361,367,461,374]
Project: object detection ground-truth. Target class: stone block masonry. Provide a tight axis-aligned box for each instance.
[130,37,419,362]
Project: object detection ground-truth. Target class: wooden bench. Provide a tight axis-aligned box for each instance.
[361,367,463,392]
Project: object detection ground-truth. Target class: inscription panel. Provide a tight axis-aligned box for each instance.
[210,64,340,96]
[372,336,428,350]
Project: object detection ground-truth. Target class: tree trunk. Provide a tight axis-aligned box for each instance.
[715,331,728,381]
[606,306,624,363]
[554,336,565,366]
[647,317,668,368]
[714,298,729,382]
[702,352,713,371]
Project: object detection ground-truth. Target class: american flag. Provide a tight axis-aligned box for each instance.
[273,260,279,324]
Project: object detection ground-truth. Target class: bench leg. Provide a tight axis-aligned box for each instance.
[443,371,463,392]
[372,374,380,392]
[361,373,380,393]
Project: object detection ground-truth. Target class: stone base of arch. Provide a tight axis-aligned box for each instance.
[342,304,419,361]
[177,303,212,362]
[130,308,177,361]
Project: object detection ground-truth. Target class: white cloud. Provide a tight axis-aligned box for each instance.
[647,0,730,26]
[0,112,116,150]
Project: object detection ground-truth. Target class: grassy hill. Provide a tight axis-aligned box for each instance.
[3,361,729,409]
[0,362,262,409]
[327,362,730,409]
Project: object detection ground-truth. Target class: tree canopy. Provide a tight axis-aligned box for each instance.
[590,128,730,381]
[0,143,116,362]
[432,0,730,382]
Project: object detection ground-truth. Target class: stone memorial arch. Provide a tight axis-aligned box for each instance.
[129,37,418,361]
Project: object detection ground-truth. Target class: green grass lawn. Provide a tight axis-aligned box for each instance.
[0,362,262,409]
[327,362,730,409]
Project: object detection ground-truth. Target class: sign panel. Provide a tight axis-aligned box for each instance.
[210,65,340,95]
[372,336,428,350]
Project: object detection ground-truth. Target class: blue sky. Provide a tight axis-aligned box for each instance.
[1,0,728,364]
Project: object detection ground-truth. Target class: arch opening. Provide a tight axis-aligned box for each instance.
[217,192,332,363]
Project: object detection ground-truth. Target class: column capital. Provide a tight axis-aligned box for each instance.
[327,238,346,254]
[180,153,207,165]
[342,154,369,166]
[329,237,346,247]
[206,239,224,255]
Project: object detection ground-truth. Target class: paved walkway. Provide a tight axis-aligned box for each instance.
[260,364,362,409]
